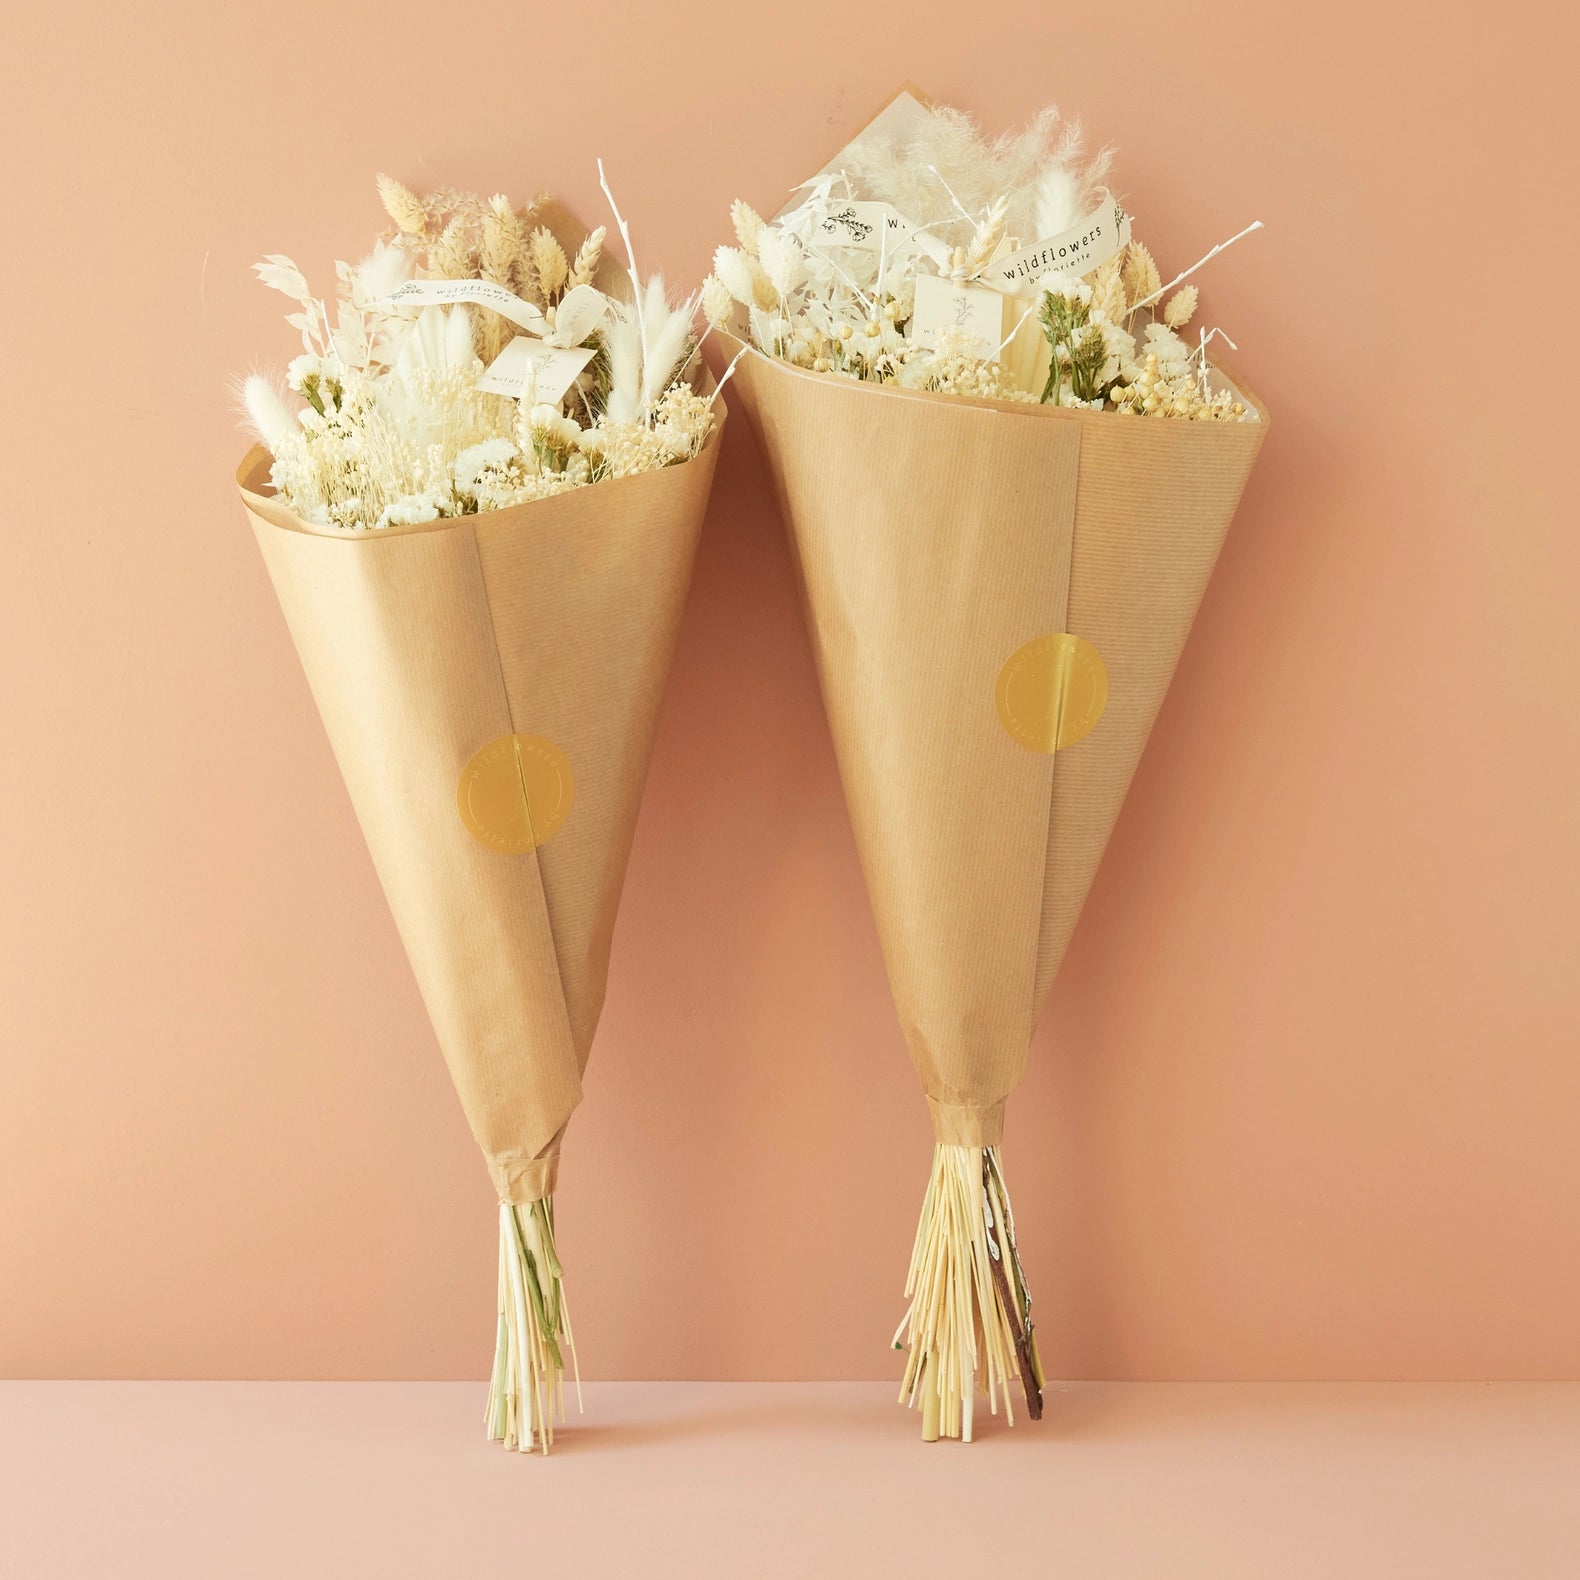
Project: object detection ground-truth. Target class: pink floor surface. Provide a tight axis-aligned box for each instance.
[2,1380,1576,1577]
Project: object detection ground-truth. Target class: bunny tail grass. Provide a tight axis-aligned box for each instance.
[486,1197,581,1453]
[892,1146,1045,1442]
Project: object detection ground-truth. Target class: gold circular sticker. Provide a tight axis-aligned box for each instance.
[456,734,574,853]
[995,634,1109,753]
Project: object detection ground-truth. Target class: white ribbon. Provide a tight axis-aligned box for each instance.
[376,278,610,404]
[977,200,1132,296]
[375,279,608,348]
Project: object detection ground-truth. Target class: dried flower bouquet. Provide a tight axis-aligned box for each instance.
[706,98,1259,421]
[245,173,716,531]
[716,89,1269,1442]
[236,172,725,1453]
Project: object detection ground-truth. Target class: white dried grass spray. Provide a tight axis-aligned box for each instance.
[846,104,1112,250]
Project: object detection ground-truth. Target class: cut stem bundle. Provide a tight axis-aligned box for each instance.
[893,1146,1045,1442]
[486,1197,580,1453]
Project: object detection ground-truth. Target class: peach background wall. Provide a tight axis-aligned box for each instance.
[2,2,1575,1382]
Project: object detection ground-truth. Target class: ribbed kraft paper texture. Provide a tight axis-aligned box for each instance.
[727,338,1265,1143]
[239,416,721,1203]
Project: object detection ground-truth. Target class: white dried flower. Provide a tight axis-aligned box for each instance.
[1142,322,1193,378]
[637,276,696,406]
[730,199,766,256]
[701,274,735,329]
[1039,270,1092,305]
[757,229,806,298]
[240,374,296,453]
[1162,285,1199,329]
[1092,312,1136,381]
[453,438,518,492]
[286,353,332,392]
[529,406,583,449]
[346,241,410,308]
[713,245,776,311]
[377,491,447,528]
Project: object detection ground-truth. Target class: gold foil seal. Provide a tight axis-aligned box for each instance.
[995,634,1109,753]
[457,734,574,853]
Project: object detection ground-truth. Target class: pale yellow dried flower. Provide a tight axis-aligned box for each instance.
[376,172,429,237]
[712,245,777,312]
[1162,285,1198,329]
[961,196,1009,278]
[1122,242,1162,317]
[730,199,767,257]
[421,188,482,228]
[701,274,735,329]
[480,196,522,285]
[530,227,569,302]
[566,226,606,291]
[429,217,473,280]
[1107,349,1252,421]
[897,331,1036,401]
[1088,258,1127,323]
[476,198,526,361]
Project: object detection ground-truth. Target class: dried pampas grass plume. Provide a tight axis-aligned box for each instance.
[1037,118,1113,236]
[846,103,1114,251]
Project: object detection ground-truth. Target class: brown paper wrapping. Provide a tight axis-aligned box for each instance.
[238,415,722,1204]
[725,335,1266,1145]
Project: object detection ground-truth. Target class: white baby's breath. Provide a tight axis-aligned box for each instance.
[453,437,519,491]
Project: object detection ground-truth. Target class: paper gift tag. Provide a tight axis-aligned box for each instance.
[910,274,1007,359]
[812,201,917,253]
[477,338,597,404]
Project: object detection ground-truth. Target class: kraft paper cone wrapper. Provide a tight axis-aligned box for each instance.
[723,334,1267,1144]
[237,417,722,1207]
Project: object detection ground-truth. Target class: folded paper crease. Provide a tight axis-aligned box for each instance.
[725,337,1265,1138]
[239,412,723,1203]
